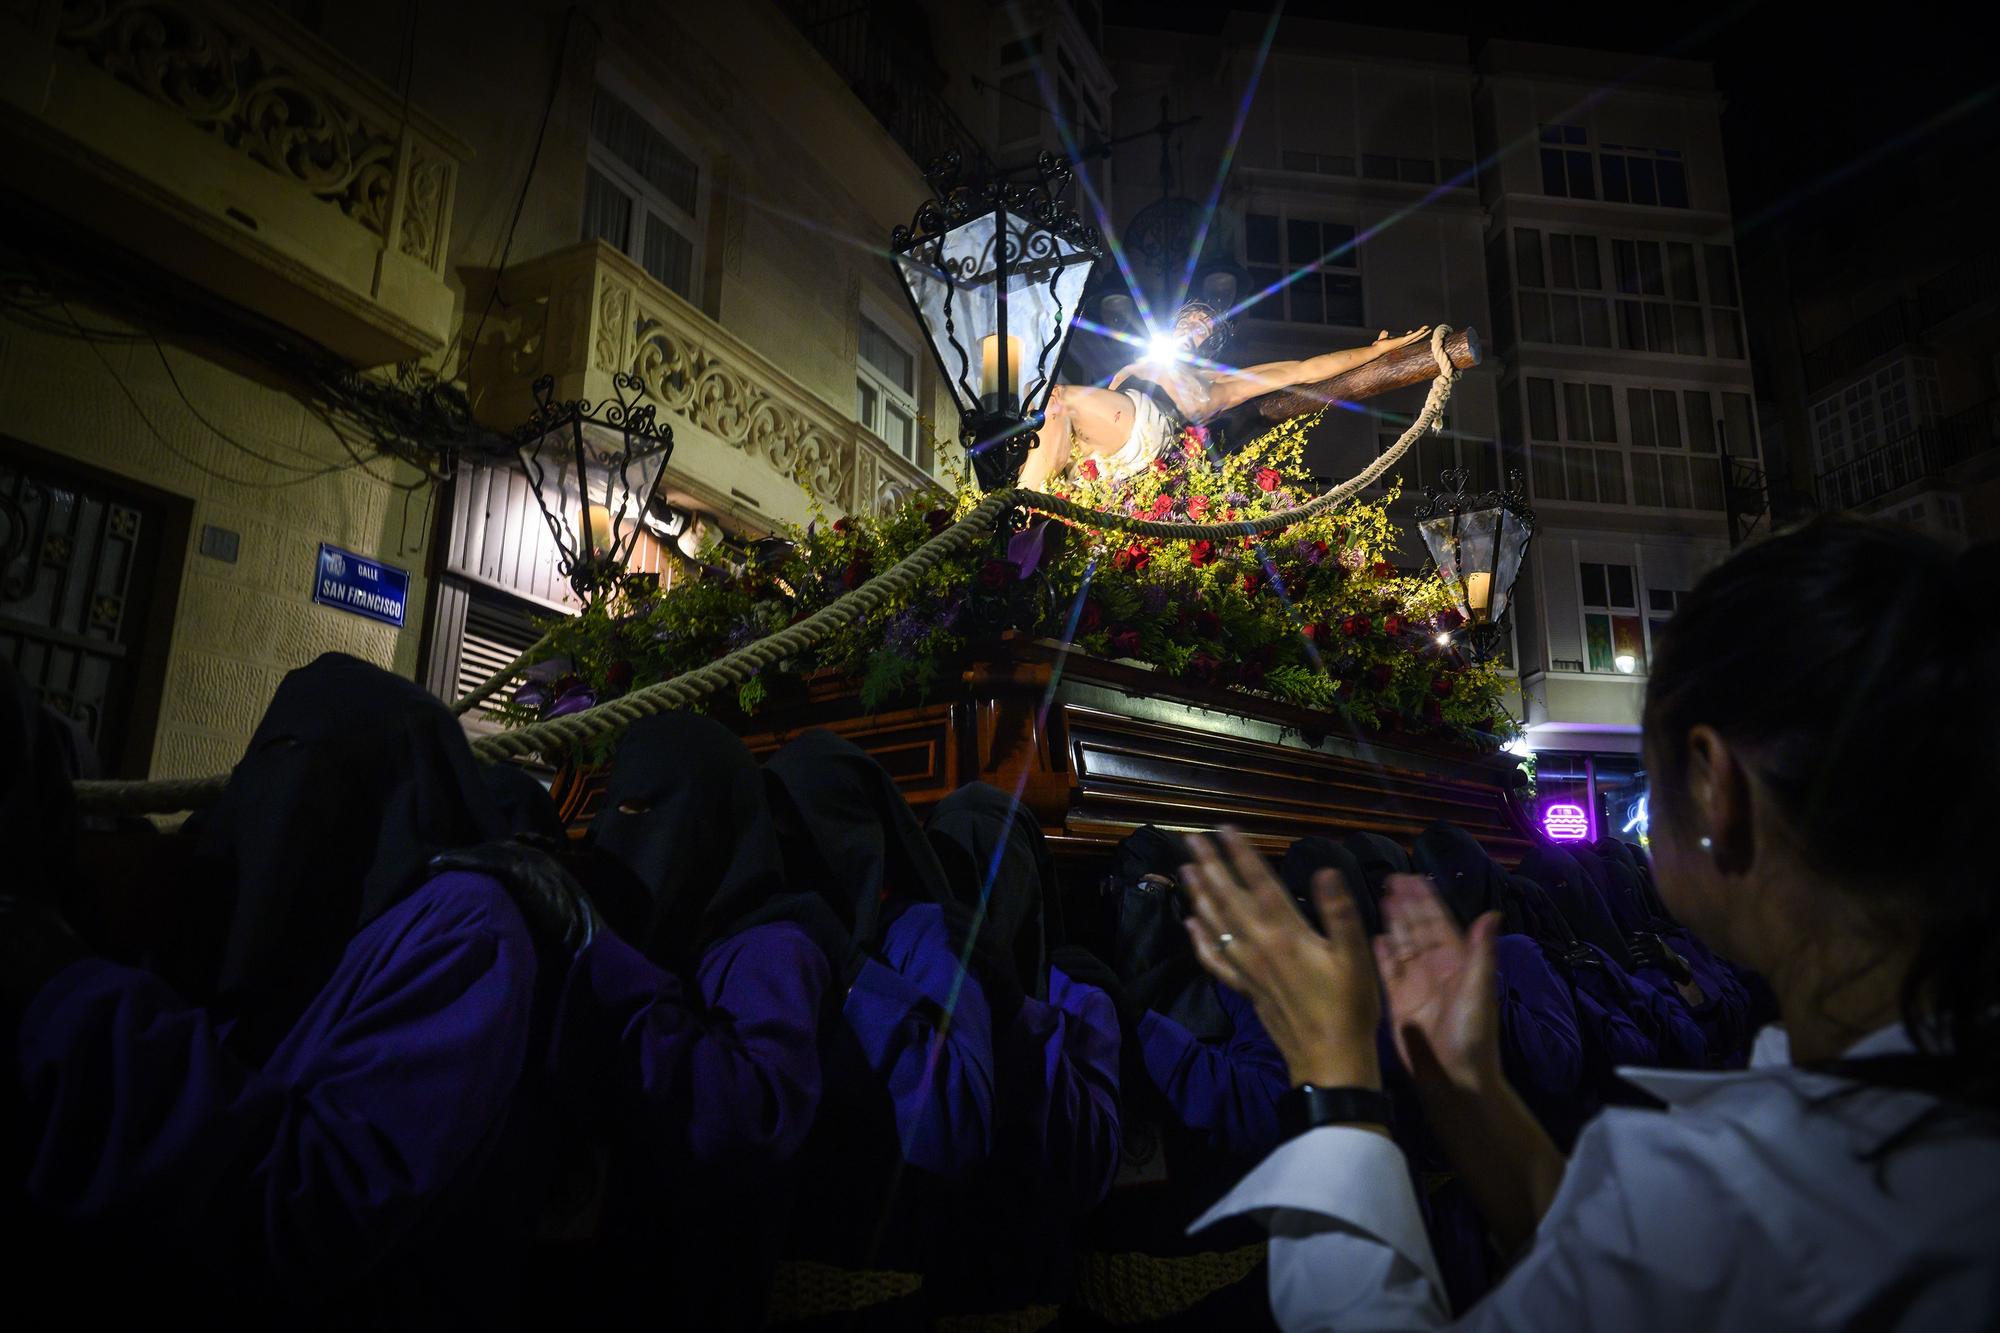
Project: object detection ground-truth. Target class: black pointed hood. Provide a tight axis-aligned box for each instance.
[1517,844,1635,970]
[926,782,1052,999]
[193,653,504,1057]
[1281,836,1381,936]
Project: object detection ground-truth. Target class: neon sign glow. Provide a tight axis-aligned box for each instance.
[1622,793,1649,836]
[1542,803,1590,842]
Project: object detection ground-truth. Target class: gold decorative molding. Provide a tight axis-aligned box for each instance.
[469,241,940,523]
[57,0,399,236]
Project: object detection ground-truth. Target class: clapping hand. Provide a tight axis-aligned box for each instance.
[1374,874,1503,1099]
[1179,827,1382,1089]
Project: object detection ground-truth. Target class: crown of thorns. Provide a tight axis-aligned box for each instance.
[1172,301,1233,355]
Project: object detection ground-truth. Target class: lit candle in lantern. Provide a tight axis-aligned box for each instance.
[1464,570,1492,616]
[981,334,1023,402]
[585,503,615,555]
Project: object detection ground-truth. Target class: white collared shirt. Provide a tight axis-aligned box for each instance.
[1193,1026,2000,1330]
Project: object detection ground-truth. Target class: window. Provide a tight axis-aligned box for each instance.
[1808,356,1938,471]
[1579,561,1645,674]
[1377,410,1498,496]
[1539,124,1595,199]
[1599,144,1690,209]
[1706,245,1745,359]
[998,71,1040,145]
[1514,229,1614,349]
[1611,239,1706,357]
[1282,150,1356,177]
[584,79,703,301]
[1244,212,1364,326]
[857,311,922,467]
[1646,587,1685,654]
[1524,377,1625,505]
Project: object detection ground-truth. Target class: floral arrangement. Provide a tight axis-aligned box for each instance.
[501,414,1518,756]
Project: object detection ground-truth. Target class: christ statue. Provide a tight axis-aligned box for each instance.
[1016,304,1432,491]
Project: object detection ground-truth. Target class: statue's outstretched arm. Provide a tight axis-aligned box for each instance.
[1205,327,1430,415]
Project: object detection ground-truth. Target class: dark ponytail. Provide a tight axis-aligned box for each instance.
[1643,519,1999,1106]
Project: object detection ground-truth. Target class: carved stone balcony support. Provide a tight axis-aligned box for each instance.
[467,240,941,533]
[1,0,468,366]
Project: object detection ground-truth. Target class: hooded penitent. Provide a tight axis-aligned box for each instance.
[480,764,567,847]
[192,653,505,1059]
[761,729,951,955]
[1344,830,1413,902]
[1411,823,1507,930]
[925,781,1056,1001]
[1106,825,1230,1042]
[590,712,798,968]
[1280,836,1382,936]
[1516,844,1638,972]
[1,660,77,901]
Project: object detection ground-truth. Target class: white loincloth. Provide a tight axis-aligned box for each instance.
[1083,389,1180,487]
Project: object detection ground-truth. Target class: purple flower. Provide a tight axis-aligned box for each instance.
[1338,547,1367,572]
[546,683,597,718]
[1139,584,1172,617]
[1224,491,1253,507]
[513,680,551,710]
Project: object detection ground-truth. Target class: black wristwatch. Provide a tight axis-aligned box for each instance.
[1277,1084,1396,1138]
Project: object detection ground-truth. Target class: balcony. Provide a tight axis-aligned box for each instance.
[1814,398,1999,512]
[781,0,993,173]
[0,0,467,366]
[465,240,938,533]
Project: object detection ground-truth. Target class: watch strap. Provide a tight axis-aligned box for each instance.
[1278,1084,1396,1138]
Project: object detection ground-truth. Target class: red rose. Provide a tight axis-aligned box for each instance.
[1188,539,1216,567]
[1151,458,1170,475]
[977,559,1018,592]
[1150,493,1175,518]
[1110,628,1142,657]
[1368,663,1394,690]
[1241,571,1264,596]
[1301,621,1331,644]
[1372,561,1394,578]
[1306,540,1329,565]
[1079,458,1100,481]
[1185,423,1211,449]
[1341,615,1373,638]
[924,507,954,535]
[605,659,634,690]
[1256,467,1282,492]
[1383,614,1405,637]
[1078,600,1105,634]
[1188,651,1221,683]
[1222,506,1238,521]
[1431,675,1456,698]
[1195,610,1222,637]
[1114,542,1151,574]
[841,552,874,589]
[831,518,851,534]
[1186,494,1211,520]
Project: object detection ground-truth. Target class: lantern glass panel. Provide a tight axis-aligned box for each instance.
[1418,507,1499,621]
[517,417,670,571]
[895,207,1095,428]
[1489,507,1531,624]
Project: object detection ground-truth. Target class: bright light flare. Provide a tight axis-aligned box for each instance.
[1145,332,1183,365]
[1615,654,1637,674]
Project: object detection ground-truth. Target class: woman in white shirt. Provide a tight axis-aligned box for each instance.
[1173,516,2000,1331]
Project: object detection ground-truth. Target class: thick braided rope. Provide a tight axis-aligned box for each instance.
[70,328,1459,813]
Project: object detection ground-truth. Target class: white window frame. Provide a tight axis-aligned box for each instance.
[1576,558,1645,676]
[1243,207,1366,329]
[857,299,925,470]
[584,66,707,304]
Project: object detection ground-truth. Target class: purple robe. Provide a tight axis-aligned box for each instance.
[1493,934,1586,1138]
[1136,980,1288,1161]
[552,918,828,1173]
[927,965,1123,1317]
[14,871,536,1307]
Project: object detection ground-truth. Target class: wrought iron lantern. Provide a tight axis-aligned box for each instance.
[891,151,1103,492]
[513,371,674,602]
[1415,467,1537,662]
